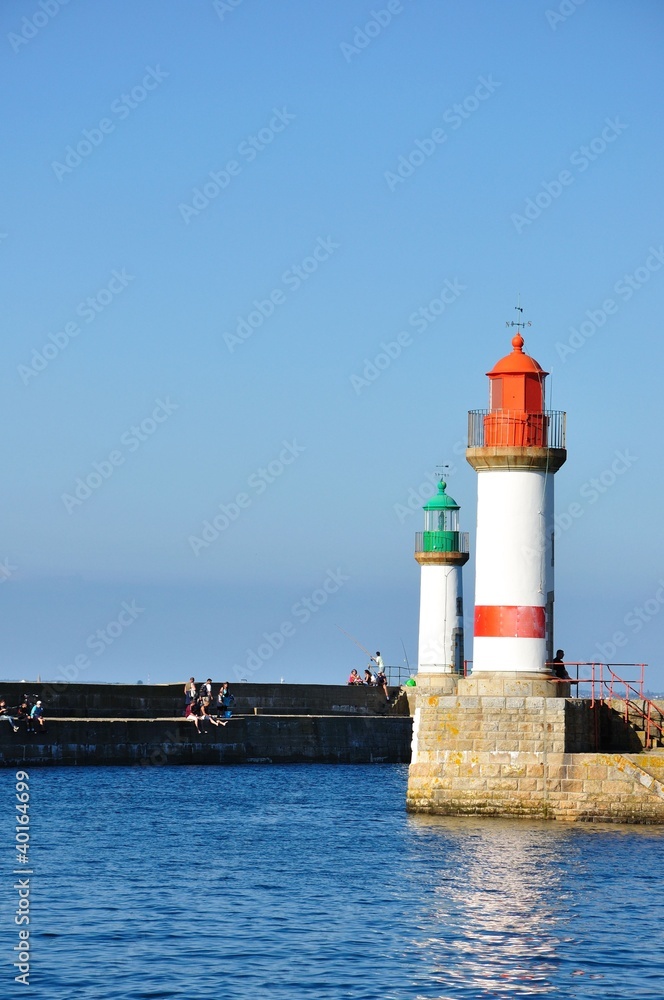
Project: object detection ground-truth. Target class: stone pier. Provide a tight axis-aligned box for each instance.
[406,673,664,823]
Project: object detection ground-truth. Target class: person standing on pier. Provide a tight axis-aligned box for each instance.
[216,682,234,718]
[184,678,197,711]
[200,678,213,712]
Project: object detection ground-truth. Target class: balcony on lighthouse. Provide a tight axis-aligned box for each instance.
[414,480,469,556]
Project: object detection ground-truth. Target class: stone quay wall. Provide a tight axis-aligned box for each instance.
[0,716,413,768]
[407,751,664,823]
[407,675,664,823]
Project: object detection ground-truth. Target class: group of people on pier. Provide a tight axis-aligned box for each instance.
[183,678,235,733]
[348,652,390,701]
[0,694,45,735]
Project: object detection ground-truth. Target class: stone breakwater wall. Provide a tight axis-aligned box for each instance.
[0,716,413,768]
[407,678,664,824]
[0,682,408,719]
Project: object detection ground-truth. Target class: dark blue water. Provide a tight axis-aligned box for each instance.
[2,765,664,999]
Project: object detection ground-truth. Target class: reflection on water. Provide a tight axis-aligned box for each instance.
[400,815,664,1000]
[409,821,567,996]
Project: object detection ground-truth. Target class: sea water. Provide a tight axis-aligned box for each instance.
[3,764,664,999]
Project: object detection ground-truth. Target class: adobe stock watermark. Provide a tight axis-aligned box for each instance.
[189,439,305,555]
[350,278,465,394]
[384,76,501,191]
[545,0,586,31]
[393,443,466,523]
[8,0,72,54]
[551,449,637,538]
[51,67,169,181]
[0,558,18,583]
[223,236,340,352]
[232,568,349,680]
[179,107,295,224]
[556,246,664,362]
[17,268,135,385]
[212,0,246,21]
[13,770,32,987]
[40,601,145,697]
[511,117,628,233]
[596,578,664,663]
[61,398,179,513]
[340,0,413,62]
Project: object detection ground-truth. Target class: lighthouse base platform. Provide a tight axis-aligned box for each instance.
[407,677,664,823]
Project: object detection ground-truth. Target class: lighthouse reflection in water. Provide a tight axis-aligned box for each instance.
[407,819,571,996]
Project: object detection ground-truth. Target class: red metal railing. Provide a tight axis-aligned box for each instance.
[550,661,664,749]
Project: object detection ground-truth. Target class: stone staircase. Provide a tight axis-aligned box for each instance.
[611,698,664,750]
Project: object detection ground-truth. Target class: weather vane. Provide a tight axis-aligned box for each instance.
[435,463,449,483]
[506,297,532,332]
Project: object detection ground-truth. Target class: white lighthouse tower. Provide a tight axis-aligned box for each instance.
[414,479,469,683]
[466,324,566,675]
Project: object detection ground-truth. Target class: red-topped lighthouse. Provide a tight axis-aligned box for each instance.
[466,325,567,674]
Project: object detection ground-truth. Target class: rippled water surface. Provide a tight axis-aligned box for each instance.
[3,765,664,999]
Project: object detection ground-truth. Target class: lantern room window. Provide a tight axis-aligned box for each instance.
[424,507,459,533]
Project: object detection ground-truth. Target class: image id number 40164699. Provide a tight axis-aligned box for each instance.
[14,771,31,986]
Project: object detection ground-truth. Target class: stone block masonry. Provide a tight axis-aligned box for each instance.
[407,675,664,823]
[0,716,412,768]
[407,751,664,823]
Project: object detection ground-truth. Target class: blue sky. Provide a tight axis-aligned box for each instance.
[2,0,664,689]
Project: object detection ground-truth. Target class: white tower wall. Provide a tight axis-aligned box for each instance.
[417,564,463,673]
[473,468,551,674]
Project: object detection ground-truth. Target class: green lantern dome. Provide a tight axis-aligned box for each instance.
[422,480,459,512]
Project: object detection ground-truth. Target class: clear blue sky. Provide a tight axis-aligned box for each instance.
[2,0,664,689]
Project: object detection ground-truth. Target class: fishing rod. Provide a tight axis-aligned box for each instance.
[400,638,411,673]
[336,625,377,663]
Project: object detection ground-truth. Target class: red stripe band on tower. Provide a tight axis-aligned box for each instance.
[474,605,546,638]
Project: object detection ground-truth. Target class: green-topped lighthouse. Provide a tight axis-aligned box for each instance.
[414,480,469,684]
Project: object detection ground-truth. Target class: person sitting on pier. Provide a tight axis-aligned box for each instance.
[364,668,375,685]
[30,700,46,731]
[186,697,227,734]
[200,695,227,727]
[17,699,34,734]
[0,699,19,733]
[185,698,203,733]
[375,667,390,701]
[549,650,571,680]
[347,669,363,685]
